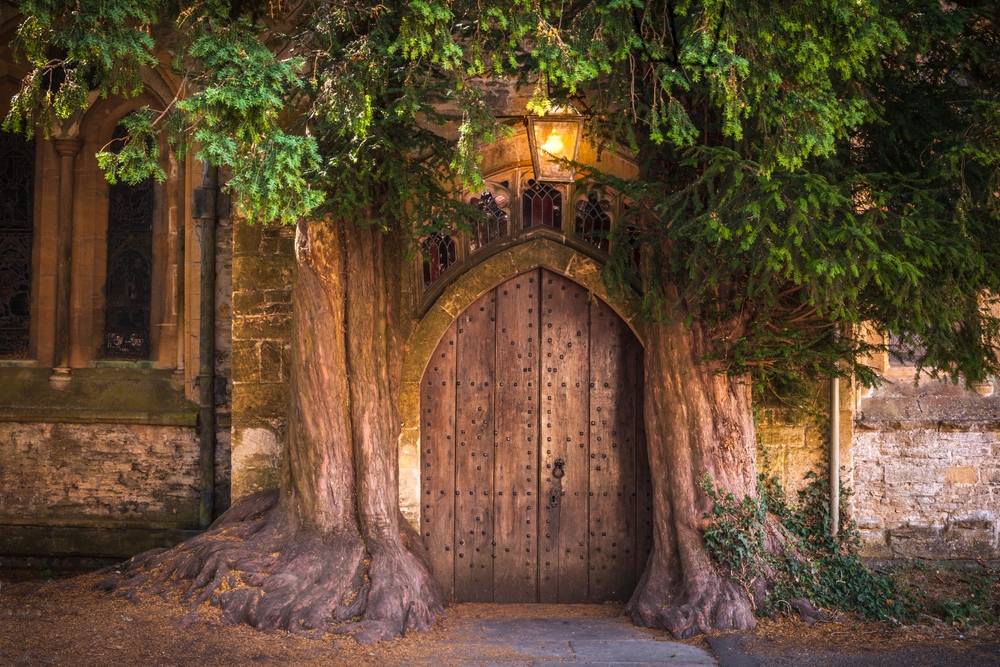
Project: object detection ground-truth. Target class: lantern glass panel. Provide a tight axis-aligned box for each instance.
[530,119,581,182]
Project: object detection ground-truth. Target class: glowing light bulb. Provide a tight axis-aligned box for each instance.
[540,132,564,156]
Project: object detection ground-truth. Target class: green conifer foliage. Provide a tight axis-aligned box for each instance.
[6,0,997,391]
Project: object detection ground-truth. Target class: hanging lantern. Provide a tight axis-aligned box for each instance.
[526,111,584,183]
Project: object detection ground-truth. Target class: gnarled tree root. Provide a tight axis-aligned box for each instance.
[105,491,444,644]
[625,565,757,639]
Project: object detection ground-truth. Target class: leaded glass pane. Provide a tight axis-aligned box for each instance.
[888,333,924,367]
[0,130,35,357]
[574,196,612,252]
[422,232,456,289]
[469,190,509,252]
[104,122,154,359]
[521,179,561,230]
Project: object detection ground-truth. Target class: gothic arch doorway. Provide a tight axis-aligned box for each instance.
[420,268,653,603]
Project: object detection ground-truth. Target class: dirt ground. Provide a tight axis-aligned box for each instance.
[1,566,999,666]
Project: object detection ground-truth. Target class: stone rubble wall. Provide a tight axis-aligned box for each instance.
[0,421,205,561]
[853,377,1000,560]
[0,422,201,525]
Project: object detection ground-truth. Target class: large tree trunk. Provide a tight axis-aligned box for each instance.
[115,222,760,643]
[116,218,442,644]
[624,310,759,638]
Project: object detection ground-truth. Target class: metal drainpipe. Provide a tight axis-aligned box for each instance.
[830,341,840,539]
[196,163,218,529]
[830,375,840,538]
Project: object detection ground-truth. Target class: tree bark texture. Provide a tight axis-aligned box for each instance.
[116,218,443,644]
[624,310,759,638]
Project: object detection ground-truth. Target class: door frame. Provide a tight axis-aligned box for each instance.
[398,238,645,531]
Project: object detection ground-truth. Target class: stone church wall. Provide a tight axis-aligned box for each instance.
[0,422,197,523]
[230,221,295,499]
[853,378,1000,560]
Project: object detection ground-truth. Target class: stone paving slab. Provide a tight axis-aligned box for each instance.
[568,640,716,664]
[451,618,654,641]
[430,617,717,666]
[434,640,574,659]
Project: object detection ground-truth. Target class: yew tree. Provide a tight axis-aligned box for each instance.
[4,0,999,642]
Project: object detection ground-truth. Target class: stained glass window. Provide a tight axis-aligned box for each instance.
[0,131,36,358]
[104,122,154,359]
[574,196,612,252]
[469,189,509,252]
[521,179,561,230]
[422,232,456,289]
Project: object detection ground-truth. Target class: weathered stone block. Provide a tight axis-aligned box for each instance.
[232,425,283,498]
[231,383,290,420]
[945,467,979,485]
[232,339,261,383]
[233,289,269,316]
[233,314,293,341]
[260,232,295,256]
[233,256,293,292]
[259,340,287,383]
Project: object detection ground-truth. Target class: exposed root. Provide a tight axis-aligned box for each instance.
[110,491,443,643]
[626,559,756,639]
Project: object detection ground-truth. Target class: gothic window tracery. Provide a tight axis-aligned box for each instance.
[521,179,561,230]
[422,231,456,289]
[0,130,35,358]
[574,195,612,252]
[469,187,509,252]
[104,121,154,359]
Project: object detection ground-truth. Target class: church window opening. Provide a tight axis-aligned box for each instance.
[0,130,35,358]
[103,121,154,359]
[888,333,924,367]
[574,195,612,252]
[422,231,456,289]
[521,179,561,230]
[469,189,509,252]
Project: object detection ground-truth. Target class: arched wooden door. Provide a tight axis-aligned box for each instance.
[420,268,653,603]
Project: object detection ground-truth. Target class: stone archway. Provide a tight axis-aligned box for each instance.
[416,268,653,604]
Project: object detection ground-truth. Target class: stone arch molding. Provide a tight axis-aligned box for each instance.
[397,237,644,527]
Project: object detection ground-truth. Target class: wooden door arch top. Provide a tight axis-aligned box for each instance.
[417,269,653,604]
[398,241,644,533]
[403,239,644,388]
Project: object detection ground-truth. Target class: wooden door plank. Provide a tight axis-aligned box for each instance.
[539,269,590,603]
[493,271,540,602]
[420,321,459,602]
[635,347,654,579]
[587,299,638,602]
[454,289,497,602]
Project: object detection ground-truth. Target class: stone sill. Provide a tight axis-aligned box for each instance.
[0,408,198,426]
[0,366,199,426]
[0,359,38,367]
[93,360,157,369]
